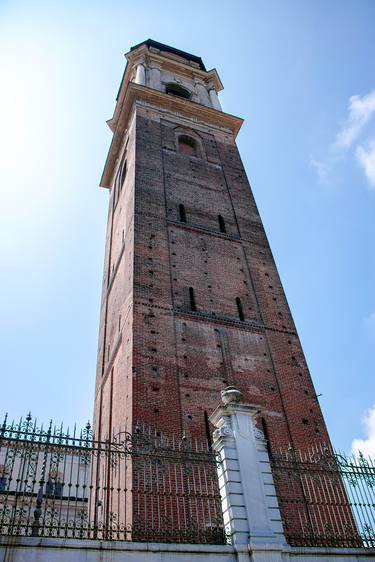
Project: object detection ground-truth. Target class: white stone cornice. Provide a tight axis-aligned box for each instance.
[109,45,224,141]
[100,83,243,189]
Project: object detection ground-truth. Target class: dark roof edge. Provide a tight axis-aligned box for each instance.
[130,38,207,72]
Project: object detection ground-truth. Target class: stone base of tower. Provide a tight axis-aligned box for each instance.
[0,537,373,562]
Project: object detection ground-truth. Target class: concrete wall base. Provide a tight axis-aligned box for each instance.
[1,537,374,562]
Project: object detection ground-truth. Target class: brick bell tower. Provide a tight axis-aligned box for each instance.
[94,39,331,454]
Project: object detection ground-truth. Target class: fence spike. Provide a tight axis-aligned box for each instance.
[0,413,8,434]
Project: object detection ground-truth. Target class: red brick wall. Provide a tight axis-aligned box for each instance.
[94,102,331,455]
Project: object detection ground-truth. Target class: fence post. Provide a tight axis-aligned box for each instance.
[209,387,286,557]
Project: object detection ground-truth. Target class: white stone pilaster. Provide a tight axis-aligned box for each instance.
[149,65,161,90]
[209,388,286,556]
[195,79,211,106]
[209,88,222,111]
[134,63,146,86]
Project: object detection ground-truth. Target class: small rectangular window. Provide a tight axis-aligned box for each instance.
[189,287,196,311]
[218,215,226,233]
[236,297,245,321]
[179,204,187,222]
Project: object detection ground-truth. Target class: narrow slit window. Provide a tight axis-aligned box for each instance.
[189,287,196,311]
[261,417,272,455]
[236,297,245,321]
[218,215,226,233]
[179,204,187,223]
[119,160,127,191]
[204,410,212,449]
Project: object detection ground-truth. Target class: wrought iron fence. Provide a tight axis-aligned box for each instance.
[0,414,225,544]
[270,443,375,548]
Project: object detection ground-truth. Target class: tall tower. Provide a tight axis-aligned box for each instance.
[94,39,331,455]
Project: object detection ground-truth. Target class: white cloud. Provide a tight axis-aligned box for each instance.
[356,140,375,188]
[334,90,375,150]
[364,311,375,339]
[309,156,329,182]
[311,89,375,189]
[352,404,375,457]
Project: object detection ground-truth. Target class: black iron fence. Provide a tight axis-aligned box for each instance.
[0,414,225,544]
[2,414,375,549]
[270,444,375,548]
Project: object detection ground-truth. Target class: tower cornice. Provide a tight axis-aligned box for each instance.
[126,45,223,89]
[111,44,223,134]
[100,82,243,189]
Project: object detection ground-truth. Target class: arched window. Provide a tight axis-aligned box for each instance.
[179,204,187,223]
[0,475,6,492]
[236,297,245,321]
[166,83,191,100]
[45,479,54,496]
[178,135,197,157]
[218,215,226,233]
[46,474,63,498]
[54,480,63,498]
[189,287,196,312]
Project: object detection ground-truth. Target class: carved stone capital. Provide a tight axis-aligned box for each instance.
[212,419,234,442]
[254,427,265,441]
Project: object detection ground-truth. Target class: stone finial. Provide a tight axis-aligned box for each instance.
[221,386,242,405]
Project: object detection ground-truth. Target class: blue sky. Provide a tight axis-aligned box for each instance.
[0,0,374,453]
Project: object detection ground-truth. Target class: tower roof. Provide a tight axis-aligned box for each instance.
[130,39,207,72]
